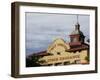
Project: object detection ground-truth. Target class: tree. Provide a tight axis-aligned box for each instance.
[26,54,42,67]
[87,39,90,43]
[85,56,89,62]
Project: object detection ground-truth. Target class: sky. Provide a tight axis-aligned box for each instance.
[25,12,90,56]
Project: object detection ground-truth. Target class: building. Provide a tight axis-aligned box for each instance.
[28,19,89,67]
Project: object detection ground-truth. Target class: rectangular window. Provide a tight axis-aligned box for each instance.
[64,61,70,65]
[54,63,62,66]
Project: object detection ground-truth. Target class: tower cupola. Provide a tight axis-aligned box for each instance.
[69,15,85,46]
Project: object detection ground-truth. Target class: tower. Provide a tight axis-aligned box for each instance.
[69,15,85,47]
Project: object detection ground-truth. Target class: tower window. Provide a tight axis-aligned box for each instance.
[57,52,60,55]
[73,37,77,42]
[71,38,74,42]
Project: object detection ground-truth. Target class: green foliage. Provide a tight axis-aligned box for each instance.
[26,55,42,67]
[85,56,89,62]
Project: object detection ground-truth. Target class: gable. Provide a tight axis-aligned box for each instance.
[47,38,70,53]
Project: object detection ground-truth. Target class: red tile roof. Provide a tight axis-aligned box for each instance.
[69,42,82,46]
[28,43,89,57]
[33,51,47,56]
[66,43,89,52]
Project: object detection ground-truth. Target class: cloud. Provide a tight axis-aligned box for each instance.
[25,13,90,55]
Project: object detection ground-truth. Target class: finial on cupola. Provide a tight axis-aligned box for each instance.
[75,14,80,31]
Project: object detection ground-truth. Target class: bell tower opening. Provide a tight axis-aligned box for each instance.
[69,15,85,46]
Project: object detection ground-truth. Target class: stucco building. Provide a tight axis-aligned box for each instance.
[29,21,89,66]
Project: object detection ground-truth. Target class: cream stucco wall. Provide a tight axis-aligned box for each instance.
[39,39,89,66]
